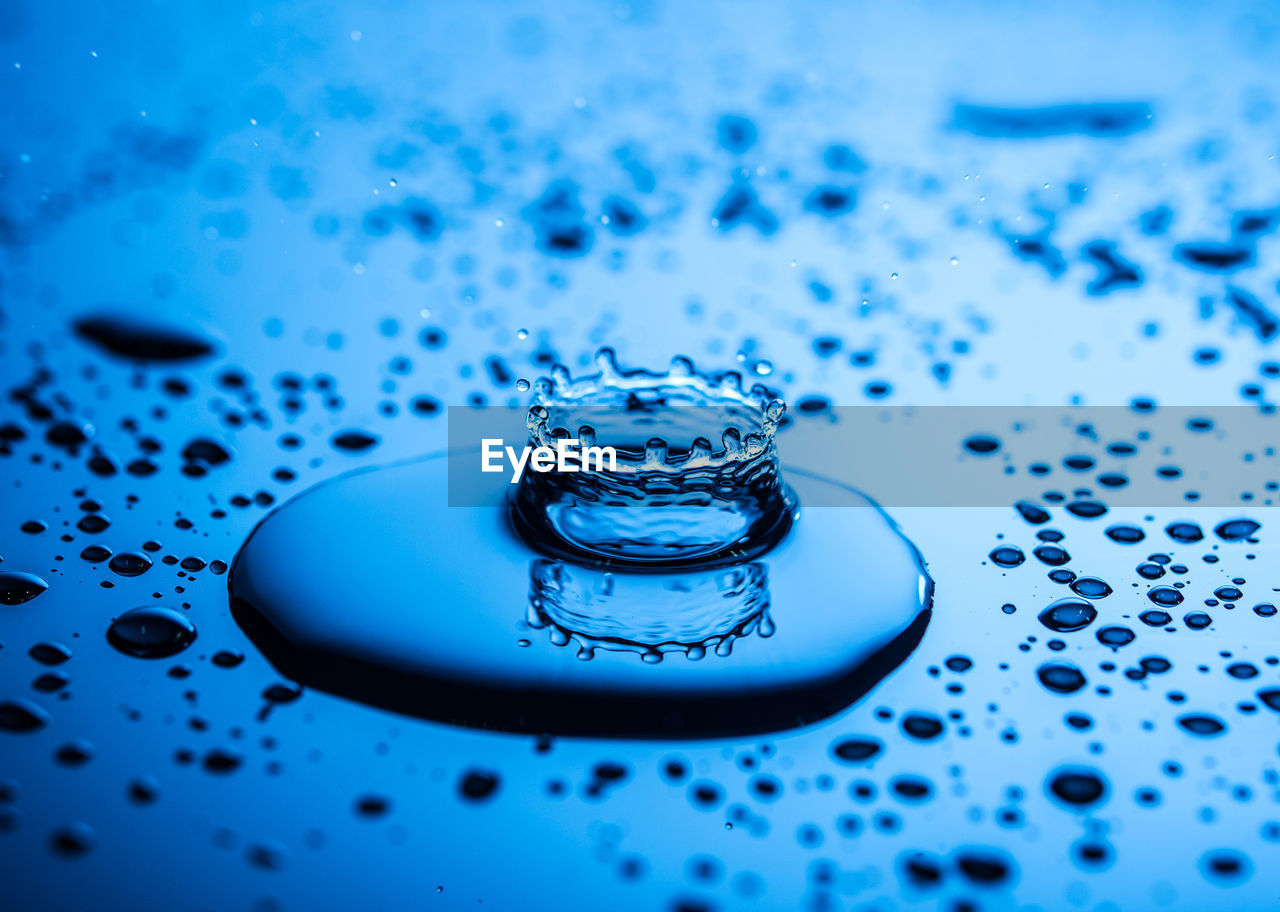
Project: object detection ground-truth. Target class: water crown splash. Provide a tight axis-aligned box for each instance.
[229,349,933,737]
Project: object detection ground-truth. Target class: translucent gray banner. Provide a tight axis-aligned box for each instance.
[446,405,1279,510]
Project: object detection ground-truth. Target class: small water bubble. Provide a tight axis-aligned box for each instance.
[1038,598,1097,633]
[108,552,153,578]
[0,571,49,605]
[107,607,197,659]
[458,770,500,802]
[0,699,50,733]
[989,546,1025,568]
[1038,662,1087,694]
[1047,767,1108,809]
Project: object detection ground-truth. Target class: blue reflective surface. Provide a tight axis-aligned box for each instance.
[3,1,1280,909]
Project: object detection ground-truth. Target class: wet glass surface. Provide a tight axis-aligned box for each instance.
[3,1,1280,909]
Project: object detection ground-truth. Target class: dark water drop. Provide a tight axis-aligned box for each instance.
[73,313,216,362]
[953,102,1152,138]
[0,571,49,605]
[831,737,883,764]
[212,649,244,668]
[54,740,94,768]
[77,514,110,534]
[1038,598,1097,633]
[1183,611,1212,630]
[108,552,153,577]
[804,185,856,217]
[1070,577,1112,599]
[901,713,944,741]
[263,682,302,704]
[1136,561,1164,580]
[0,699,50,733]
[955,849,1015,885]
[1015,502,1050,524]
[46,421,92,449]
[1214,519,1260,542]
[1066,500,1107,519]
[33,672,70,693]
[202,748,243,774]
[459,770,500,802]
[1033,545,1071,566]
[524,181,594,256]
[1047,767,1108,808]
[182,438,233,468]
[890,776,933,802]
[48,822,95,858]
[1164,522,1203,543]
[1256,689,1280,712]
[1200,849,1252,884]
[128,777,160,806]
[989,546,1025,568]
[1096,626,1135,648]
[1065,712,1093,730]
[1105,524,1144,544]
[355,794,390,818]
[1172,242,1253,272]
[964,434,1001,455]
[1177,714,1226,736]
[900,852,944,887]
[330,430,379,453]
[107,607,197,658]
[28,642,72,665]
[716,114,757,153]
[1139,609,1172,626]
[1147,586,1183,607]
[1037,662,1087,694]
[601,195,646,236]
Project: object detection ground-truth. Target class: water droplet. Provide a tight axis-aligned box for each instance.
[459,770,500,802]
[1214,519,1260,541]
[0,699,50,733]
[831,737,883,764]
[1037,662,1087,694]
[107,607,197,658]
[1165,522,1204,543]
[1147,586,1183,607]
[1047,767,1107,808]
[0,571,49,605]
[1070,577,1112,599]
[1177,713,1226,736]
[989,546,1025,567]
[1038,598,1097,633]
[108,552,153,578]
